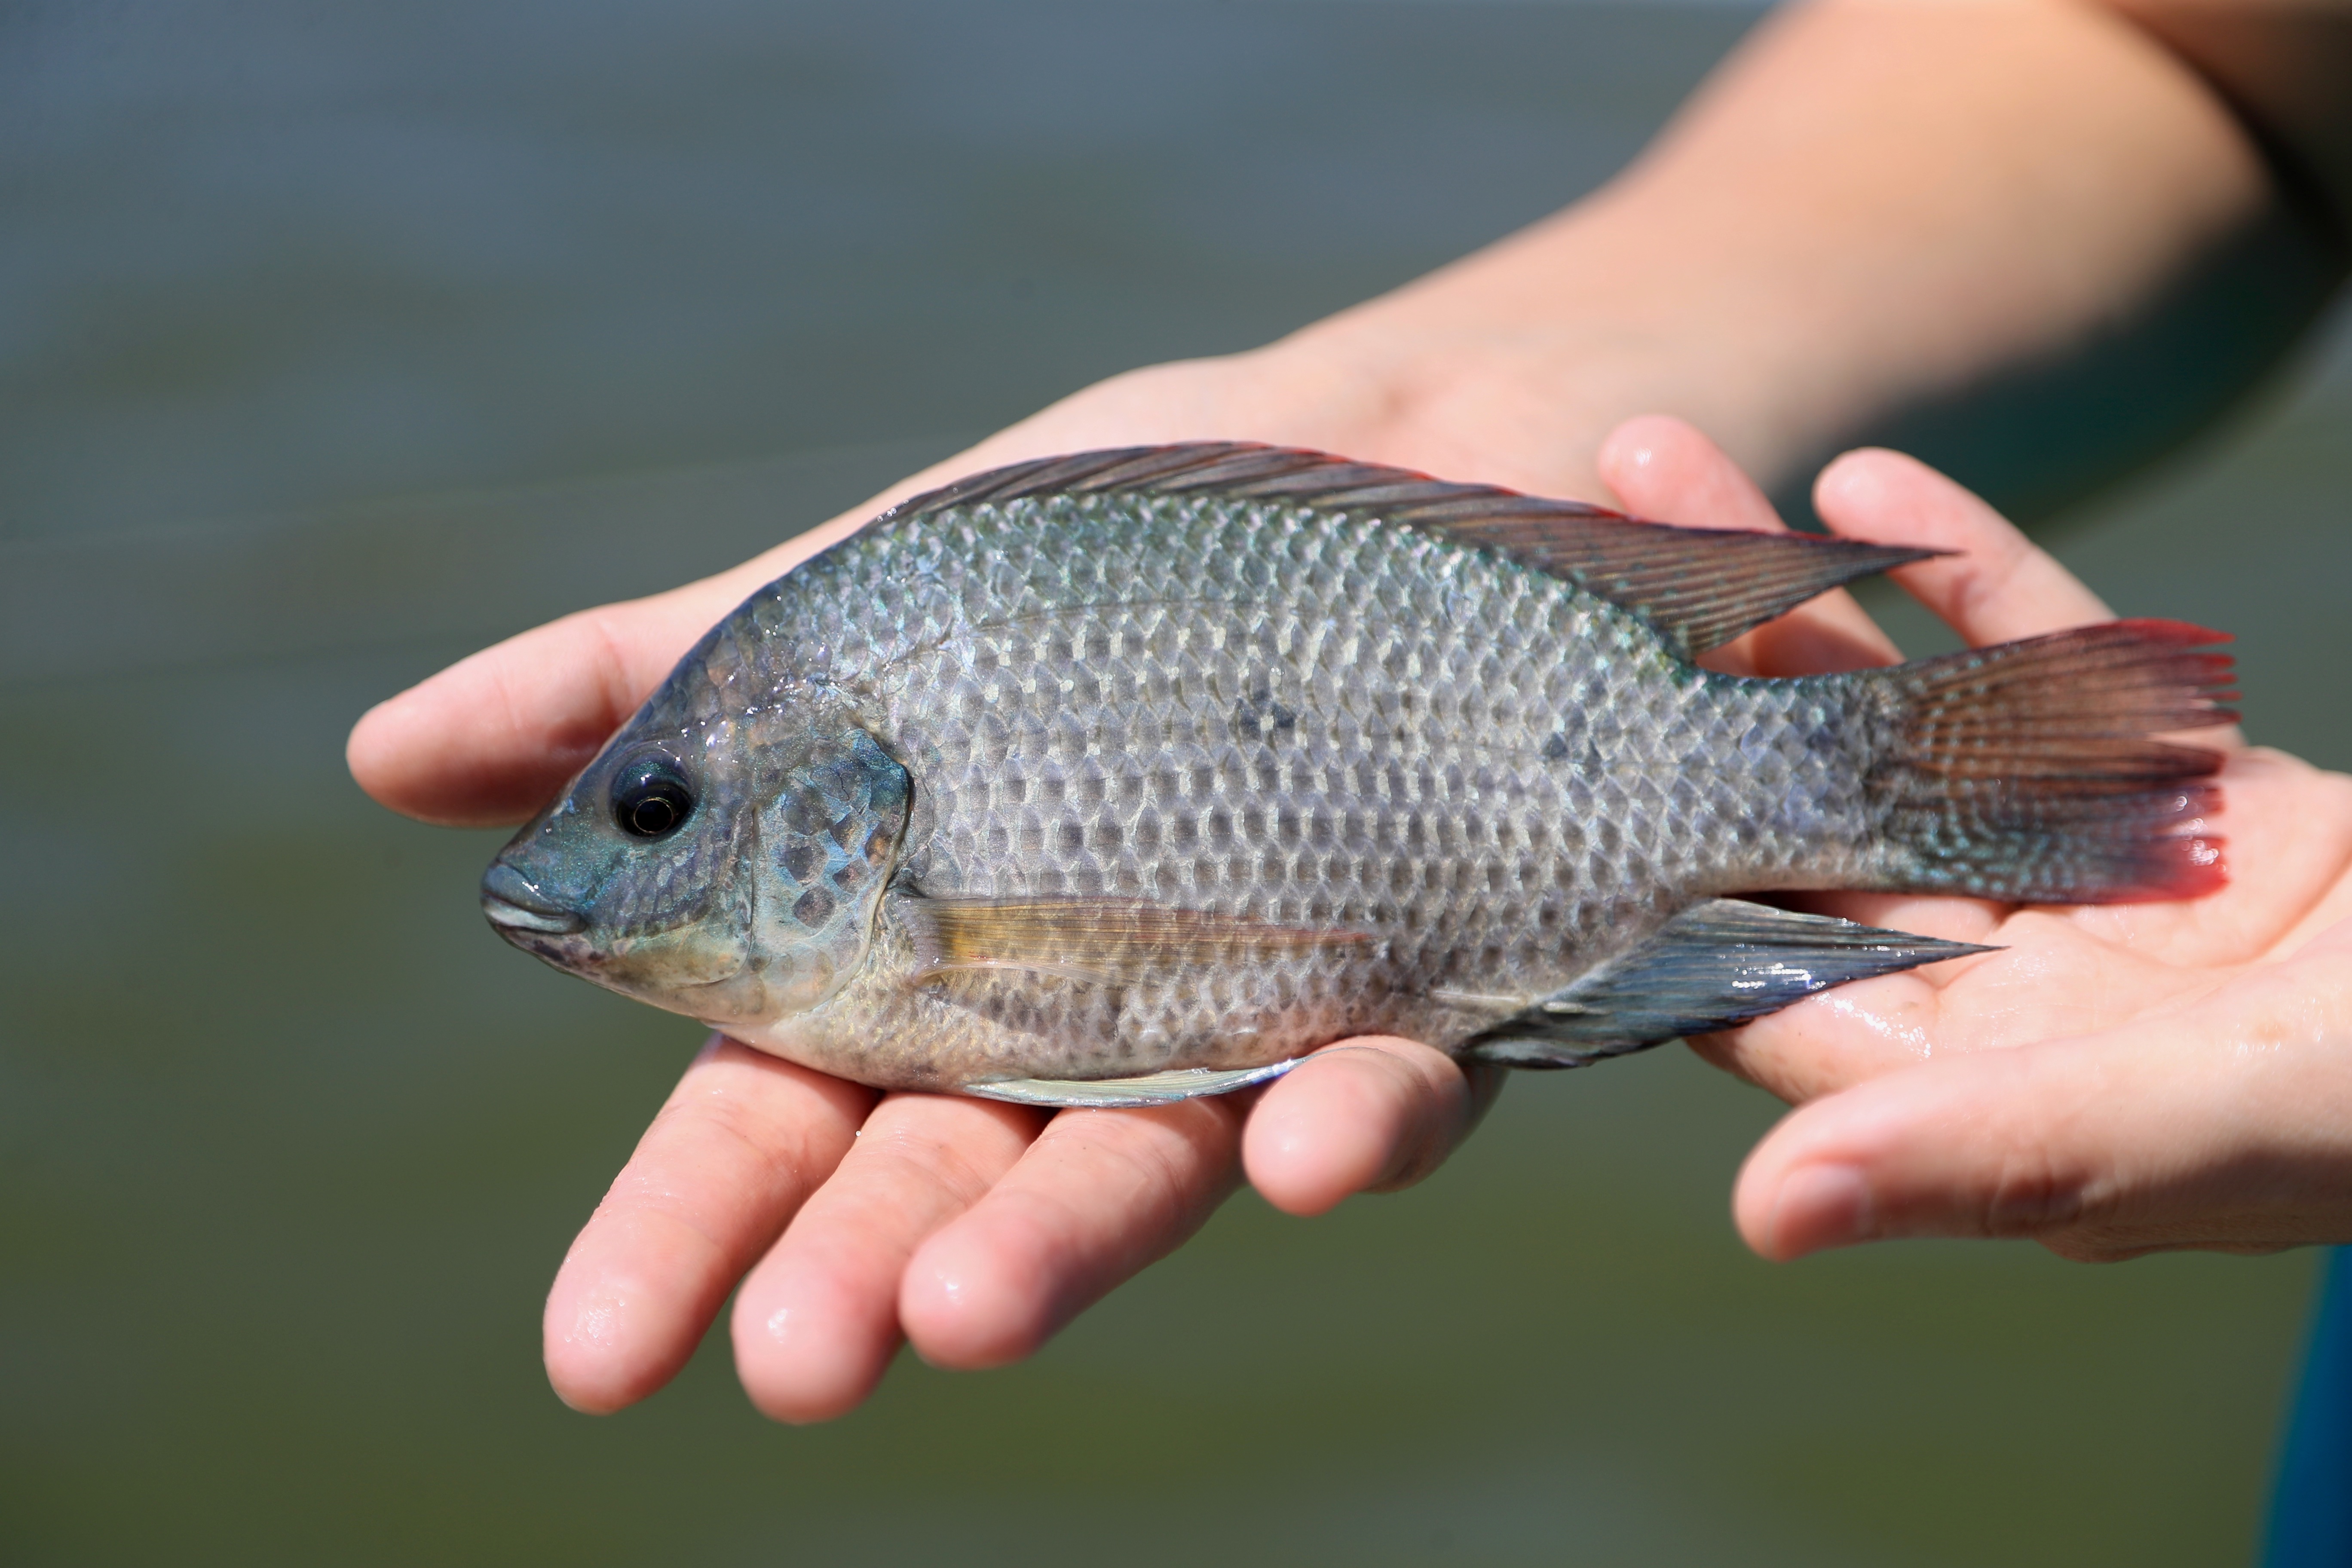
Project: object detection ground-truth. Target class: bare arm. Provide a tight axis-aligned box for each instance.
[1271,0,2295,502]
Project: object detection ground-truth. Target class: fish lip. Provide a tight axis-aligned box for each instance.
[480,864,585,935]
[482,894,585,935]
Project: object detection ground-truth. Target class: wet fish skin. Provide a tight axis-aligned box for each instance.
[481,444,2233,1101]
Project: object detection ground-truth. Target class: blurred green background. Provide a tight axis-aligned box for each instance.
[4,3,2347,1563]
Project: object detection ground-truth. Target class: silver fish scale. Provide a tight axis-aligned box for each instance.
[725,487,1877,1086]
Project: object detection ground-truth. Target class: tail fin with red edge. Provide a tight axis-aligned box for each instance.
[1858,619,2236,903]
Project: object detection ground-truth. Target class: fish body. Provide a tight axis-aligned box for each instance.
[482,445,2234,1105]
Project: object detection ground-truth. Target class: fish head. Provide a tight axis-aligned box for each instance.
[481,680,911,1029]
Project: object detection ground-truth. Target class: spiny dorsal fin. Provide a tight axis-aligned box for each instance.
[888,442,1940,655]
[900,894,1367,989]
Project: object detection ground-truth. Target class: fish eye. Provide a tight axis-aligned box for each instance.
[610,752,696,840]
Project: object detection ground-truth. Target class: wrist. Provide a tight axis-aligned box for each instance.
[1251,198,1734,507]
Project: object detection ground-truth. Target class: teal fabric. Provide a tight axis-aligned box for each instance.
[2266,1249,2352,1565]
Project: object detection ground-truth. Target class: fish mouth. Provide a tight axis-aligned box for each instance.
[481,862,585,935]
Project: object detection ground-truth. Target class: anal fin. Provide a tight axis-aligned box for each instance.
[1464,898,1992,1069]
[964,1060,1301,1109]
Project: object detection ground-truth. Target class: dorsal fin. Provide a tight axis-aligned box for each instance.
[887,442,1939,656]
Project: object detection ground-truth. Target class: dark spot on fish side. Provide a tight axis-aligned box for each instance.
[780,841,824,882]
[1231,688,1298,744]
[792,887,838,927]
[1542,732,1571,761]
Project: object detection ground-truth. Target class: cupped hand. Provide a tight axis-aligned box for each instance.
[352,347,1524,1421]
[1610,421,2352,1265]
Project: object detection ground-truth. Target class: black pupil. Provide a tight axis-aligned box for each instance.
[613,759,694,839]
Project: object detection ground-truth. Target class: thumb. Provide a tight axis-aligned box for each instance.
[1733,939,2352,1263]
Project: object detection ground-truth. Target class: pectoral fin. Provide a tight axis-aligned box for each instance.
[1463,898,1993,1069]
[964,1060,1302,1108]
[902,895,1366,989]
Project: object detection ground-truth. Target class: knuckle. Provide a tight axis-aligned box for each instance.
[861,1121,1007,1207]
[1077,1109,1236,1228]
[1976,1147,2092,1237]
[1366,1057,1483,1194]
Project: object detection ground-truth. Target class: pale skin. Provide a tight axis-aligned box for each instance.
[347,0,2350,1419]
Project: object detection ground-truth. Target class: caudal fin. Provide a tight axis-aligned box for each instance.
[1862,619,2236,903]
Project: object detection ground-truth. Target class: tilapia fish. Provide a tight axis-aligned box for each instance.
[481,444,2235,1107]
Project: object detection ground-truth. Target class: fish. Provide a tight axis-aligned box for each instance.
[479,443,2236,1107]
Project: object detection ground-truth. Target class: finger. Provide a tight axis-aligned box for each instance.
[346,511,858,827]
[348,590,728,826]
[1816,447,2248,762]
[1686,962,1969,1108]
[1596,415,1901,676]
[1696,896,2214,1104]
[1597,413,1784,534]
[2250,755,2352,956]
[1733,926,2352,1262]
[543,1038,874,1413]
[1811,448,2111,643]
[897,1099,1246,1370]
[1242,1036,1500,1216]
[728,1093,1043,1424]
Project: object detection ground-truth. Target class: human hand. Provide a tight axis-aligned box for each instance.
[349,346,1553,1421]
[1606,419,2352,1265]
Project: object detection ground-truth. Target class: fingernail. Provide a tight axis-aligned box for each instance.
[1768,1164,1874,1258]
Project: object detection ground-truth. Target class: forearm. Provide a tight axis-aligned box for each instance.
[1251,0,2291,508]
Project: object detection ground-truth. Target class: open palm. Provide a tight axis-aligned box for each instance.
[1625,429,2352,1265]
